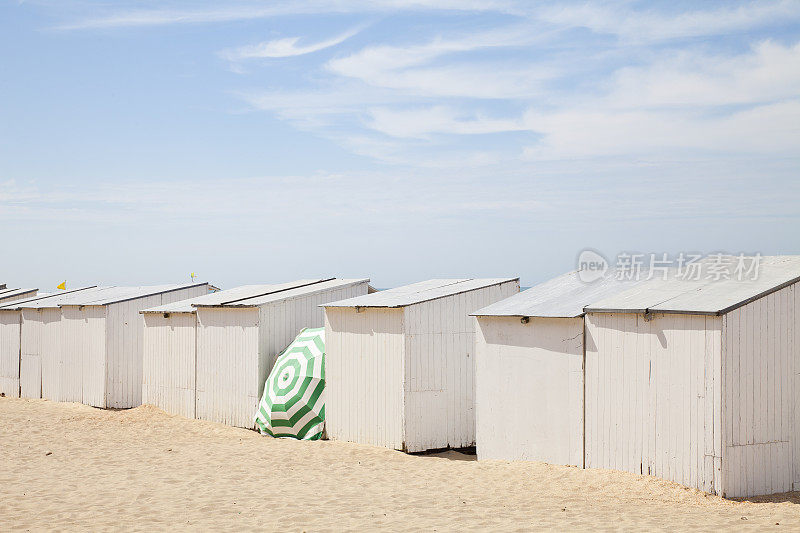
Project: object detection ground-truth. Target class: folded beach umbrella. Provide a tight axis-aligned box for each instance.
[255,327,326,440]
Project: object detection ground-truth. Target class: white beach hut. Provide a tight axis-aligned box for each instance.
[323,278,520,453]
[471,271,642,465]
[141,278,371,427]
[14,283,211,408]
[583,255,800,497]
[0,287,96,398]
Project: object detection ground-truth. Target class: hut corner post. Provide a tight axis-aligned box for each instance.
[582,318,587,470]
[17,312,22,398]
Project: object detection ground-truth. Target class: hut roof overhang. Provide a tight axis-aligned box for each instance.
[585,255,800,316]
[471,271,644,319]
[0,286,98,311]
[321,278,519,309]
[141,278,370,313]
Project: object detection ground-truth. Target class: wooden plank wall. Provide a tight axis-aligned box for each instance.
[585,312,722,494]
[21,308,66,401]
[105,295,161,408]
[475,315,584,464]
[0,310,21,397]
[19,309,45,399]
[195,307,260,428]
[142,312,197,418]
[402,280,520,452]
[722,282,797,497]
[257,282,370,400]
[60,306,107,406]
[104,286,207,409]
[325,307,406,450]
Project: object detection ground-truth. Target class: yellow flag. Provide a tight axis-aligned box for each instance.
[190,272,196,281]
[57,281,66,290]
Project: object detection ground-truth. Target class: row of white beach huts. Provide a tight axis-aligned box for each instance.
[1,255,799,498]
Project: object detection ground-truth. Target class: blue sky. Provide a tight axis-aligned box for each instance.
[1,0,799,290]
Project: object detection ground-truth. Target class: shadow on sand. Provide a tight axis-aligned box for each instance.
[732,492,800,504]
[413,447,477,462]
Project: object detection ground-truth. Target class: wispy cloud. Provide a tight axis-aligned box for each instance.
[367,106,525,138]
[242,23,800,165]
[54,0,521,30]
[537,0,800,43]
[521,40,800,159]
[220,25,365,62]
[607,41,800,109]
[325,26,560,98]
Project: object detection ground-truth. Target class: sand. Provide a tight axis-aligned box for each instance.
[2,398,800,531]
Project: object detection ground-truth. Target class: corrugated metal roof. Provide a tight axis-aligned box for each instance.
[142,278,371,313]
[586,255,800,315]
[322,278,519,308]
[139,287,265,313]
[471,271,645,318]
[58,283,210,307]
[190,279,330,308]
[2,286,105,310]
[140,279,321,313]
[9,283,208,309]
[0,288,38,301]
[224,278,370,307]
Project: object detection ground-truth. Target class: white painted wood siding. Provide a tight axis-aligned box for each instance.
[142,312,197,418]
[722,282,798,497]
[0,311,21,398]
[19,308,64,402]
[31,308,68,403]
[105,295,161,408]
[475,316,584,465]
[257,282,369,396]
[195,307,260,428]
[325,307,406,450]
[61,306,107,406]
[402,281,519,452]
[585,312,722,494]
[19,317,40,399]
[19,309,47,399]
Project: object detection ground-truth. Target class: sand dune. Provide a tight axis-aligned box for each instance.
[2,397,800,531]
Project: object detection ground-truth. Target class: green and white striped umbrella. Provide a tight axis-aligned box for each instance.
[255,327,326,440]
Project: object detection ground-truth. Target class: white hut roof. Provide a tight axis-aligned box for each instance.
[57,283,210,307]
[322,278,518,308]
[222,278,370,308]
[0,286,99,310]
[189,279,328,308]
[138,286,265,313]
[141,278,369,313]
[585,255,800,315]
[0,288,38,302]
[11,283,208,309]
[471,271,644,318]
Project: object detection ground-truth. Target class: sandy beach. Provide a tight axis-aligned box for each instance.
[2,398,800,531]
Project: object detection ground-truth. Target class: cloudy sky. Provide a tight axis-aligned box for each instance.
[1,0,799,290]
